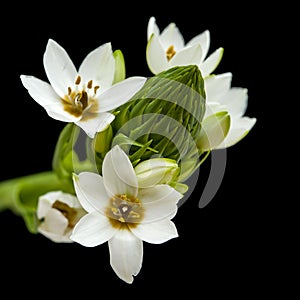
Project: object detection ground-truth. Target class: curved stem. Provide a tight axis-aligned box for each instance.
[0,171,66,232]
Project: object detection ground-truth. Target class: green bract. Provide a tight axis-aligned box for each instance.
[92,65,207,183]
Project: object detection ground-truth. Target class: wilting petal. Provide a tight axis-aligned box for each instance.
[200,47,224,77]
[73,172,109,214]
[76,112,115,138]
[71,211,118,247]
[109,230,143,284]
[131,219,178,244]
[43,39,77,98]
[79,42,115,90]
[146,34,169,74]
[170,44,203,67]
[96,77,146,113]
[102,145,138,198]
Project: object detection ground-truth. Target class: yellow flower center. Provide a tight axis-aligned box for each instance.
[62,75,100,118]
[166,45,176,61]
[106,194,144,229]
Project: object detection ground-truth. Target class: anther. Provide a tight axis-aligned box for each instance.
[75,76,81,85]
[87,80,93,89]
[94,86,100,94]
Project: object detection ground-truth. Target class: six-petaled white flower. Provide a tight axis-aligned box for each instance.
[71,145,183,284]
[37,191,86,243]
[20,39,146,138]
[197,73,257,150]
[146,16,223,76]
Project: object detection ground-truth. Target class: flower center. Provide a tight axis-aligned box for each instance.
[106,194,144,229]
[52,200,77,228]
[62,75,99,117]
[166,45,176,61]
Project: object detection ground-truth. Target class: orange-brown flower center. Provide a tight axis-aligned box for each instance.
[106,194,144,229]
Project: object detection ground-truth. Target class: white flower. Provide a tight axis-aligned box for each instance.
[37,191,86,243]
[71,145,183,284]
[197,73,257,150]
[20,39,146,138]
[146,16,223,76]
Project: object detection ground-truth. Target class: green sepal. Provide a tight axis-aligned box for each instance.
[113,50,126,84]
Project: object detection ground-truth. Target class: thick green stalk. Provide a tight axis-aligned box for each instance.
[0,171,65,233]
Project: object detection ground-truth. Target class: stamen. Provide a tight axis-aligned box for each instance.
[75,75,81,85]
[87,80,93,89]
[52,200,77,227]
[68,87,72,95]
[94,86,100,94]
[106,194,144,229]
[166,45,176,61]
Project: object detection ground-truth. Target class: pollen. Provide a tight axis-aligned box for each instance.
[106,194,144,229]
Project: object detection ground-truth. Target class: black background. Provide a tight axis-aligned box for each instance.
[0,2,284,296]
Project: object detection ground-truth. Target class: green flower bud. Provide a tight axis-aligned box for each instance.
[112,65,206,180]
[134,158,179,188]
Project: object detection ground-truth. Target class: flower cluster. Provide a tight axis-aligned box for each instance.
[0,16,256,284]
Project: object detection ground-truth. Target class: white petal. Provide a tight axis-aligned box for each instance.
[146,34,169,74]
[109,230,143,284]
[216,117,257,149]
[147,16,160,40]
[76,112,115,139]
[79,42,115,90]
[20,75,60,107]
[97,77,146,113]
[205,72,232,103]
[38,227,73,243]
[73,172,109,214]
[197,111,231,151]
[204,102,227,118]
[139,185,182,223]
[37,191,79,218]
[187,30,210,61]
[131,219,178,244]
[103,145,138,198]
[43,39,77,98]
[160,22,185,50]
[44,103,80,122]
[200,47,224,77]
[221,88,248,118]
[42,208,68,236]
[71,211,118,247]
[170,44,203,67]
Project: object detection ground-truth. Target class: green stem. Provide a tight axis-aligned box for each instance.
[0,171,66,233]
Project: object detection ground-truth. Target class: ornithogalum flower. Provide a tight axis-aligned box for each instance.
[197,73,257,150]
[146,16,223,76]
[20,39,146,138]
[37,191,86,243]
[71,145,183,283]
